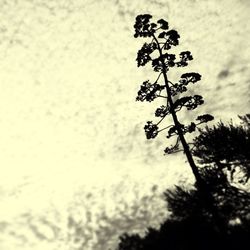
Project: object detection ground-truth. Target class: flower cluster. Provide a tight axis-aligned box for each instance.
[196,114,214,123]
[167,125,182,138]
[152,58,164,72]
[164,143,179,154]
[144,121,159,139]
[134,14,156,38]
[173,96,191,110]
[184,122,196,133]
[170,73,201,96]
[136,42,157,67]
[179,72,202,85]
[157,19,169,30]
[136,80,164,102]
[173,95,204,111]
[158,30,180,50]
[186,95,204,110]
[170,83,188,96]
[134,15,171,39]
[176,51,193,67]
[162,53,176,67]
[152,53,175,72]
[155,105,170,117]
[166,122,197,138]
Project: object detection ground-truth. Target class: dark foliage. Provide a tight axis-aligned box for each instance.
[157,19,169,30]
[158,30,180,50]
[136,42,157,67]
[134,14,156,38]
[173,95,204,111]
[176,51,193,67]
[117,118,250,250]
[170,82,188,96]
[144,121,159,139]
[193,117,250,183]
[166,170,250,224]
[196,114,214,123]
[117,196,250,250]
[239,114,250,127]
[164,141,180,155]
[151,53,176,72]
[166,122,197,138]
[155,105,170,117]
[136,81,164,102]
[170,72,201,96]
[179,72,202,84]
[193,120,250,164]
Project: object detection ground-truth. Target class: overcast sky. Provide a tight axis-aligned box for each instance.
[0,0,249,248]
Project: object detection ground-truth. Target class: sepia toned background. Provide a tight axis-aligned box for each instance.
[0,0,249,249]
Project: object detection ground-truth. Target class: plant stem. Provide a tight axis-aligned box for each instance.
[152,34,204,186]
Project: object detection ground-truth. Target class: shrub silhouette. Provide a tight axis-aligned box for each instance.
[116,117,250,250]
[193,116,250,184]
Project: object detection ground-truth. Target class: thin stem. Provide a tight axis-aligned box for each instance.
[168,80,175,86]
[195,122,203,126]
[156,115,166,126]
[156,111,170,125]
[175,136,180,147]
[157,95,167,98]
[154,72,162,83]
[155,27,162,32]
[170,149,183,154]
[158,124,173,132]
[175,107,182,112]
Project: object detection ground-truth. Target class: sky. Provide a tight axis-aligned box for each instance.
[0,0,249,249]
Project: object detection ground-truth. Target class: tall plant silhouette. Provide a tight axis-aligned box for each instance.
[134,14,213,187]
[133,15,230,233]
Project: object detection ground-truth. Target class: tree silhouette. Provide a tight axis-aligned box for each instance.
[192,116,250,184]
[134,14,213,189]
[133,14,227,232]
